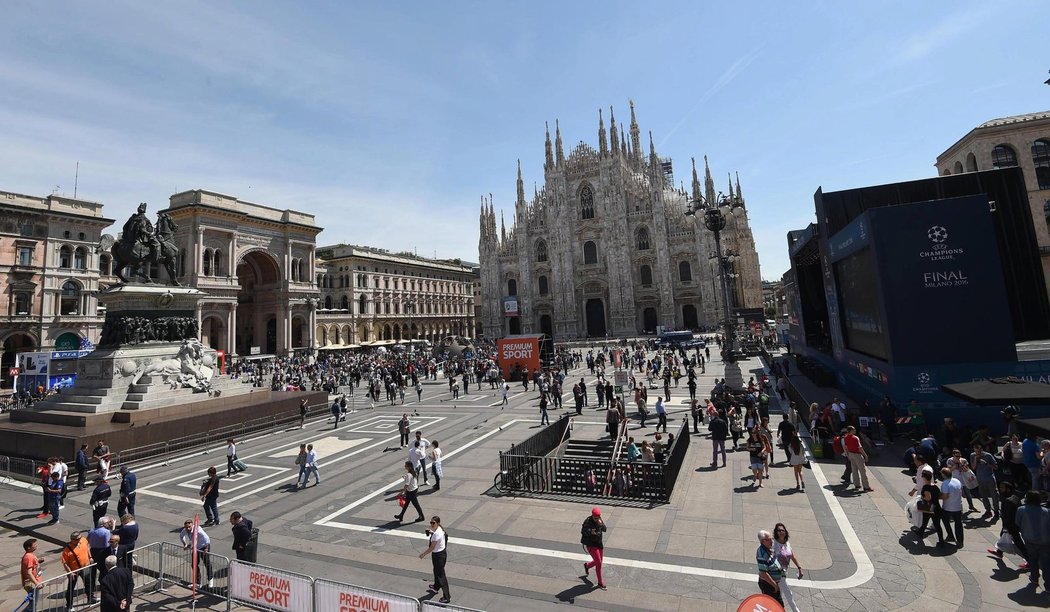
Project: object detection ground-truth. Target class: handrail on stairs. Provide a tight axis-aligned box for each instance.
[601,418,629,496]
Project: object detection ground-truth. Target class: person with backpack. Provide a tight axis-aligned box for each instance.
[580,507,607,590]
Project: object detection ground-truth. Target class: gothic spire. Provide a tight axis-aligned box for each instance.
[598,109,608,158]
[609,107,619,159]
[728,173,735,200]
[500,210,506,243]
[691,157,701,202]
[704,155,716,206]
[544,122,553,171]
[735,171,744,204]
[649,130,657,160]
[620,128,628,158]
[555,119,564,166]
[516,159,525,206]
[629,99,641,166]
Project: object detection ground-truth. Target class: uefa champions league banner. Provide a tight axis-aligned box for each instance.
[870,194,1015,366]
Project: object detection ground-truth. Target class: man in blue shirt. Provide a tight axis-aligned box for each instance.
[75,444,90,491]
[45,472,64,525]
[1021,433,1041,491]
[117,466,137,517]
[1015,491,1049,589]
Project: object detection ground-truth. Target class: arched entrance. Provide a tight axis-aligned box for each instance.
[236,251,282,356]
[201,316,225,351]
[642,308,658,334]
[539,314,553,338]
[682,305,699,330]
[585,299,606,337]
[2,333,36,388]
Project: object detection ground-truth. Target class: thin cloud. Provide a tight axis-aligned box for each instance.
[895,7,991,64]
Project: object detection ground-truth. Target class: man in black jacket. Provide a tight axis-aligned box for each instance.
[230,512,254,561]
[987,481,1029,567]
[99,555,133,612]
[709,411,729,468]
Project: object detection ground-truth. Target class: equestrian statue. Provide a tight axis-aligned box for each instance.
[98,203,181,285]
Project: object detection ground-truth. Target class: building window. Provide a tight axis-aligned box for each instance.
[14,292,30,315]
[636,228,650,250]
[508,279,517,296]
[60,281,80,315]
[535,240,548,262]
[17,246,33,266]
[20,224,33,236]
[1032,139,1050,190]
[324,296,332,309]
[78,232,85,240]
[965,152,978,172]
[583,241,598,265]
[538,275,549,295]
[640,265,653,286]
[213,251,222,277]
[679,261,692,282]
[203,249,212,276]
[341,295,350,310]
[580,184,595,219]
[953,161,963,174]
[74,247,87,270]
[59,245,72,268]
[991,144,1018,169]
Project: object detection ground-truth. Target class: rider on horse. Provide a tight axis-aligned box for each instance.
[122,202,160,263]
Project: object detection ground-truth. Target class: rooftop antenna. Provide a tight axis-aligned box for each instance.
[73,162,79,199]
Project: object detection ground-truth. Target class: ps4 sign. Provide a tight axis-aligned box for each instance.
[52,350,91,360]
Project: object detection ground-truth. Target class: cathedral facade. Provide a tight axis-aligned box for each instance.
[478,102,762,341]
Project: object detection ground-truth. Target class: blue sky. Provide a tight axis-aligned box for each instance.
[1,1,1048,278]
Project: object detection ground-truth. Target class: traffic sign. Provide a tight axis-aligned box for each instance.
[614,370,629,386]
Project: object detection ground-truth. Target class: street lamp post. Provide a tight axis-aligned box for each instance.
[686,191,745,364]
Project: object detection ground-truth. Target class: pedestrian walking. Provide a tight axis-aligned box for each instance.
[746,430,766,488]
[502,382,509,409]
[772,523,803,612]
[429,441,443,491]
[230,512,254,562]
[1015,491,1050,589]
[408,441,425,484]
[46,471,63,525]
[54,456,69,507]
[654,396,667,432]
[580,507,607,590]
[115,514,138,567]
[413,432,431,483]
[394,461,425,523]
[62,531,93,609]
[787,432,806,491]
[540,393,550,425]
[179,519,214,587]
[299,398,308,429]
[90,476,111,526]
[75,444,90,491]
[987,481,1029,564]
[294,444,308,488]
[117,466,137,517]
[303,444,320,487]
[756,530,784,607]
[331,399,341,430]
[200,467,220,526]
[20,538,44,597]
[709,411,728,468]
[416,381,424,403]
[399,413,411,448]
[99,555,133,612]
[87,517,112,594]
[420,516,452,603]
[844,426,872,492]
[939,467,964,546]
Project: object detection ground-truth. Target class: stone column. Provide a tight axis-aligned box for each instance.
[193,225,204,279]
[194,303,203,340]
[228,302,238,356]
[229,232,237,278]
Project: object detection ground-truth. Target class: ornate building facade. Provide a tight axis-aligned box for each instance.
[478,102,762,340]
[0,190,114,387]
[314,245,476,347]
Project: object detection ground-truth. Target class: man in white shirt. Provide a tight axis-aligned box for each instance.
[939,467,964,547]
[303,444,320,487]
[53,458,69,507]
[831,398,847,426]
[414,432,431,484]
[502,383,510,409]
[408,441,425,483]
[179,520,214,587]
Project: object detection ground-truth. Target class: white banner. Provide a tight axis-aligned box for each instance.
[314,579,418,612]
[230,562,313,612]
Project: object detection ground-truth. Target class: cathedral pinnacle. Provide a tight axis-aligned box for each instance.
[555,119,565,166]
[703,155,716,206]
[516,159,525,205]
[690,157,701,201]
[598,108,608,158]
[736,171,744,204]
[629,99,641,166]
[544,122,553,171]
[500,210,506,243]
[609,107,618,159]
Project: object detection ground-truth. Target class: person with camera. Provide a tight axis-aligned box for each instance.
[419,516,451,603]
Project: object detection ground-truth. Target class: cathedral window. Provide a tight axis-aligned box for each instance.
[580,184,595,219]
[679,261,692,282]
[991,144,1017,169]
[535,240,548,262]
[640,265,653,286]
[583,241,598,265]
[636,228,651,251]
[1033,139,1050,190]
[508,279,517,296]
[538,275,549,295]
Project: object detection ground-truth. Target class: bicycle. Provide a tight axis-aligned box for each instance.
[493,467,540,494]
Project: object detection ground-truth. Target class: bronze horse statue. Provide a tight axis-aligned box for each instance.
[98,206,181,285]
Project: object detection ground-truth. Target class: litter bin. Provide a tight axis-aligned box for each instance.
[245,528,260,563]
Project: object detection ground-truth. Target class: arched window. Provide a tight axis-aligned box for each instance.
[290,259,299,282]
[640,265,653,286]
[953,161,963,174]
[358,294,367,314]
[679,261,692,282]
[60,280,80,315]
[73,247,87,270]
[580,184,595,219]
[99,254,112,276]
[59,245,72,268]
[324,296,332,309]
[1032,139,1050,190]
[508,279,517,296]
[538,275,549,295]
[991,144,1018,169]
[317,273,323,287]
[583,241,597,265]
[213,251,222,277]
[14,292,30,315]
[965,152,978,172]
[202,249,212,276]
[341,295,350,310]
[535,240,548,262]
[636,227,650,250]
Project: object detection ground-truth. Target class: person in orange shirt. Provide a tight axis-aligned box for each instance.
[20,538,44,594]
[61,531,93,607]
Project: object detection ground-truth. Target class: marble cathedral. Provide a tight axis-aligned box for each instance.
[478,102,762,340]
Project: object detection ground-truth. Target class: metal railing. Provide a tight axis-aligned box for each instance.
[661,419,692,499]
[0,455,43,485]
[503,413,570,459]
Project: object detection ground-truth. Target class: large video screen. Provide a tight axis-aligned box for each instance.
[833,248,889,361]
